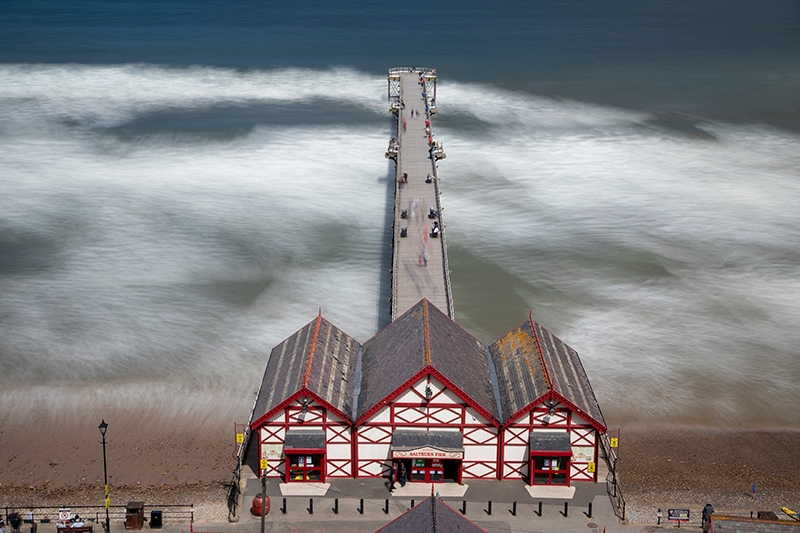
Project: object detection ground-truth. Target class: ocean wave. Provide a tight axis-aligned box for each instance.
[2,65,800,427]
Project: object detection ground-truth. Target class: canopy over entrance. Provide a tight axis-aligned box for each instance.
[391,430,464,459]
[529,432,572,456]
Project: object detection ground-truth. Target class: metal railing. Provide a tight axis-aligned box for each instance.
[600,432,626,522]
[388,66,436,76]
[3,504,194,527]
[429,135,454,319]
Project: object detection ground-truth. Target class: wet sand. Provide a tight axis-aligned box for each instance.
[2,415,800,525]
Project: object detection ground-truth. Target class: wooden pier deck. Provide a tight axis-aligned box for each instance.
[387,68,453,320]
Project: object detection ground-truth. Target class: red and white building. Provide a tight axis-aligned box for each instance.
[249,314,359,482]
[249,300,606,487]
[489,314,607,485]
[355,299,500,483]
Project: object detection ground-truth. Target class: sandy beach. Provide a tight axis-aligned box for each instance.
[3,413,799,525]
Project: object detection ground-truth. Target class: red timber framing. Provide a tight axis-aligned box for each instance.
[356,370,500,481]
[252,390,353,481]
[500,391,600,484]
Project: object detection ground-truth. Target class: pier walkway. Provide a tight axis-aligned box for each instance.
[386,67,453,320]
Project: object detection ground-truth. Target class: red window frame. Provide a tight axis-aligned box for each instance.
[284,448,326,483]
[529,451,571,486]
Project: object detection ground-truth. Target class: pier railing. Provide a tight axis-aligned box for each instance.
[600,432,626,522]
[388,66,436,76]
[429,130,454,319]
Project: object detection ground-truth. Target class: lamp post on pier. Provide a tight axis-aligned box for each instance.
[98,420,110,533]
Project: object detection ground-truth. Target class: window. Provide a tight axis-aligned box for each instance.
[531,456,569,485]
[287,454,323,482]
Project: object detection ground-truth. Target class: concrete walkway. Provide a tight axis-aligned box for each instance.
[390,72,451,319]
[210,474,647,533]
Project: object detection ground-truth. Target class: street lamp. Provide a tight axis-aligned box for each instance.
[98,420,110,533]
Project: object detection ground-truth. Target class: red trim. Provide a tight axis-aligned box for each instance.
[356,368,499,426]
[530,450,572,457]
[251,387,353,429]
[423,300,432,366]
[502,390,606,433]
[303,315,323,388]
[529,316,553,389]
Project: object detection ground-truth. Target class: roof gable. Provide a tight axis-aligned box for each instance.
[357,299,498,422]
[250,315,359,427]
[489,316,605,429]
[376,496,488,533]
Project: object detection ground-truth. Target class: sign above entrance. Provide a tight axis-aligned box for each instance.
[393,446,463,459]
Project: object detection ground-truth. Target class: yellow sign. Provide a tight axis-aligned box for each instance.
[610,437,618,448]
[260,459,269,470]
[587,462,596,473]
[236,433,244,444]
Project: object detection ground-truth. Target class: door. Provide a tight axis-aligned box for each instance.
[530,456,570,485]
[286,453,325,482]
[407,459,459,483]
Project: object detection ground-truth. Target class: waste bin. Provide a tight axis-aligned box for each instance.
[149,511,162,529]
[251,493,270,517]
[125,502,144,530]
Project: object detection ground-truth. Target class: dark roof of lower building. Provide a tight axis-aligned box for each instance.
[357,299,498,423]
[250,315,359,426]
[284,429,326,450]
[392,430,463,451]
[530,431,571,453]
[375,496,487,533]
[489,316,606,429]
[712,516,800,533]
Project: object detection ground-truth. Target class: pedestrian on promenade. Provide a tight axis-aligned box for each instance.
[702,503,714,529]
[399,462,408,486]
[8,512,21,533]
[387,463,397,491]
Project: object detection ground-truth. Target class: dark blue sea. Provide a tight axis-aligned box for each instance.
[1,0,800,430]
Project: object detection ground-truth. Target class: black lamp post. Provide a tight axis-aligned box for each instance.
[98,420,110,533]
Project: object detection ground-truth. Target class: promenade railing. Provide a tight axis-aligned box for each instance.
[600,432,626,522]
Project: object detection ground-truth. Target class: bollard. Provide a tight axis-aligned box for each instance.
[586,502,592,519]
[358,499,364,515]
[461,501,466,515]
[384,499,389,515]
[538,501,542,517]
[511,501,517,516]
[411,500,415,509]
[309,498,313,515]
[333,499,338,514]
[281,498,287,514]
[562,501,568,517]
[486,501,492,516]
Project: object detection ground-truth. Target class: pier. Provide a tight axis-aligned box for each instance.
[386,67,453,320]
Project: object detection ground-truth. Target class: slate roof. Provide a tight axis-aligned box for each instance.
[357,299,499,423]
[250,315,359,427]
[711,516,800,533]
[376,496,487,533]
[284,429,326,450]
[530,432,571,453]
[392,430,464,451]
[489,317,606,429]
